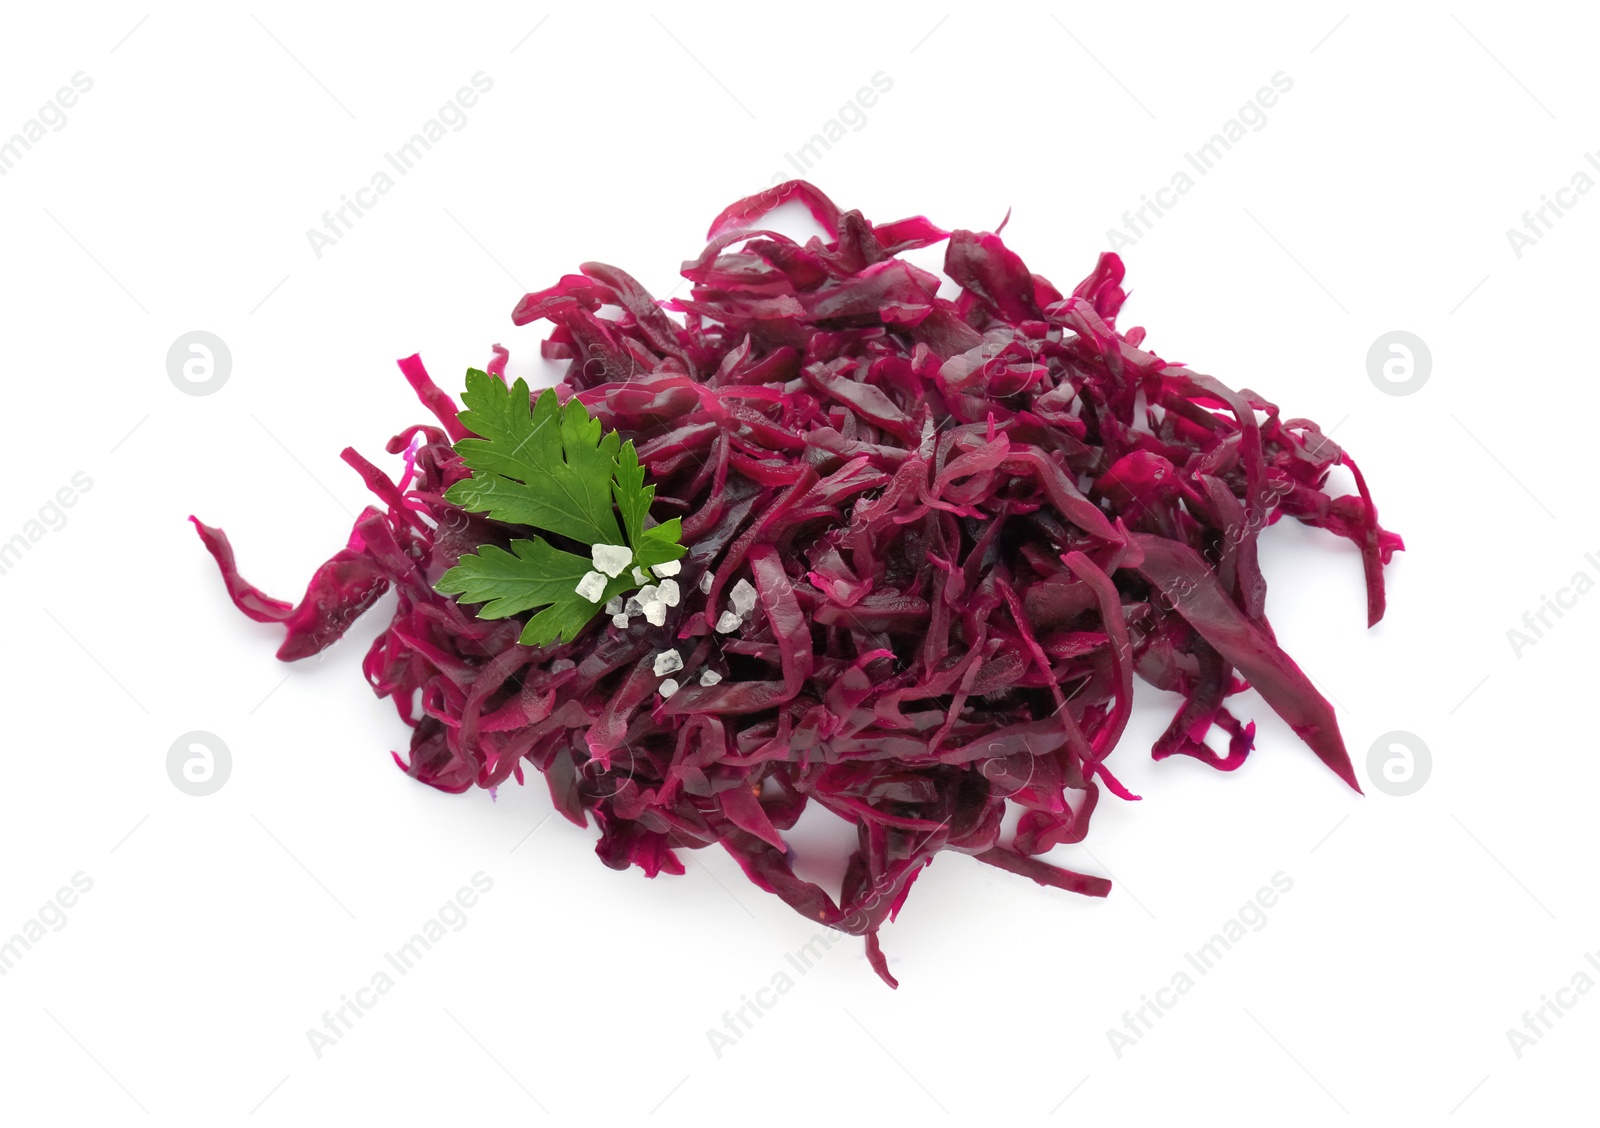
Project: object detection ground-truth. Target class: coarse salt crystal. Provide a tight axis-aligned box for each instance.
[699,669,722,686]
[632,566,650,585]
[651,559,682,577]
[611,613,630,628]
[715,610,741,633]
[643,600,667,626]
[604,597,623,615]
[653,649,683,676]
[659,678,680,697]
[575,570,608,603]
[699,572,713,593]
[730,578,757,617]
[591,543,633,578]
[657,578,680,607]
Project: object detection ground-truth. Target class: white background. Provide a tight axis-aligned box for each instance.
[1,2,1594,1124]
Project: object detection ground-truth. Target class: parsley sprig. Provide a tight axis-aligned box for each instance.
[435,370,685,646]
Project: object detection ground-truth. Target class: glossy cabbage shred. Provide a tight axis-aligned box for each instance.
[194,181,1402,987]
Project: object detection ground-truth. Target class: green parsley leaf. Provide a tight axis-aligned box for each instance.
[435,537,635,647]
[445,371,624,546]
[633,519,687,572]
[435,537,591,619]
[434,370,687,646]
[612,440,652,548]
[614,440,687,572]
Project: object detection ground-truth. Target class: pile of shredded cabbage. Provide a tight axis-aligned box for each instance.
[195,182,1401,987]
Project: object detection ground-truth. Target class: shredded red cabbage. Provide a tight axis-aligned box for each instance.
[194,182,1401,987]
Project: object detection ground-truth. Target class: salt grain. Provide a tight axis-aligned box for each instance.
[715,610,742,633]
[575,570,608,603]
[643,600,667,626]
[699,669,722,686]
[591,543,633,578]
[730,578,757,617]
[651,559,682,577]
[657,578,680,607]
[659,678,679,697]
[653,649,684,676]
